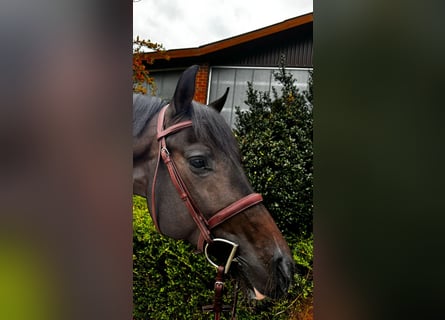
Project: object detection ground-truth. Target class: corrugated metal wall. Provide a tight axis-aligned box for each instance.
[149,22,313,70]
[207,23,313,68]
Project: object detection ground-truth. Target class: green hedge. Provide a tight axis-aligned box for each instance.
[133,196,312,320]
[133,195,214,320]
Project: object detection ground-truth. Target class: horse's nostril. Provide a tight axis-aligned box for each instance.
[273,253,295,297]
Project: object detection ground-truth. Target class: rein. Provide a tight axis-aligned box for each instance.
[203,238,241,320]
[202,265,240,320]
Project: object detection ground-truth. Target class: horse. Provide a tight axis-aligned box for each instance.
[133,65,294,300]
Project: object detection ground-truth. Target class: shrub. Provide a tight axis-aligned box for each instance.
[133,195,214,320]
[234,65,313,238]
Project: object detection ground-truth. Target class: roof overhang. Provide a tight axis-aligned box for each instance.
[144,12,313,60]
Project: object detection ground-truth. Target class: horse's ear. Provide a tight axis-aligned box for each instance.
[172,65,199,116]
[208,87,229,113]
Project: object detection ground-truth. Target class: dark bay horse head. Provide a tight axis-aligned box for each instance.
[133,65,294,299]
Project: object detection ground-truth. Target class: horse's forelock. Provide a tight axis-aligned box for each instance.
[190,102,240,165]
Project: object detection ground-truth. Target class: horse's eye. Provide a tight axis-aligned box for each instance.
[189,157,206,169]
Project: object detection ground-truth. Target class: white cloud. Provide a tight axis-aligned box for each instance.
[133,0,313,49]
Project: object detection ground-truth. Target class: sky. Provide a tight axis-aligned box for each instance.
[133,0,313,50]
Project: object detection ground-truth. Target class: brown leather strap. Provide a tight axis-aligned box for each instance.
[202,266,227,320]
[202,265,238,320]
[197,193,263,250]
[160,141,213,246]
[208,193,263,229]
[150,143,162,233]
[157,121,193,140]
[150,106,192,234]
[156,103,193,139]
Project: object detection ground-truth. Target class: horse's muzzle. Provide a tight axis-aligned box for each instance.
[270,252,295,299]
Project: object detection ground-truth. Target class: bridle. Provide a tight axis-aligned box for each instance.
[150,104,264,319]
[150,104,263,252]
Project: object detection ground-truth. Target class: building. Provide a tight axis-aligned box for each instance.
[144,12,313,127]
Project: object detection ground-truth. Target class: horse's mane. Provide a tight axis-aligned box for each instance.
[133,93,240,164]
[133,93,168,137]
